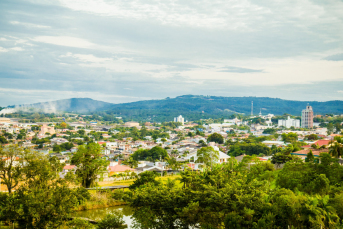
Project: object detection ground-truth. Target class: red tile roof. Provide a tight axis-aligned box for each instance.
[63,165,76,170]
[314,140,330,146]
[108,164,135,172]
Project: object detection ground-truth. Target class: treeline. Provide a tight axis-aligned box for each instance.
[119,153,343,228]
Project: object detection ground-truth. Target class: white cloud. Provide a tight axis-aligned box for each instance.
[32,36,94,48]
[0,47,8,52]
[10,21,51,29]
[10,47,24,51]
[58,0,343,34]
[59,52,174,78]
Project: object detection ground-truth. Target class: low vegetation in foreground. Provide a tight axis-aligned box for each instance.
[111,154,343,229]
[2,143,343,228]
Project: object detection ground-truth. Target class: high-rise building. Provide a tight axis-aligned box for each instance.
[301,105,314,128]
[174,115,184,125]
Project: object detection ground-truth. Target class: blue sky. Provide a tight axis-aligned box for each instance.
[0,0,343,106]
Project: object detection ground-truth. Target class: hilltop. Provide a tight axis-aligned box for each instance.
[7,95,343,122]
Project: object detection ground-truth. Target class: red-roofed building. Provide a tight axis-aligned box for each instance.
[314,140,331,146]
[303,139,331,148]
[108,164,136,175]
[63,165,76,173]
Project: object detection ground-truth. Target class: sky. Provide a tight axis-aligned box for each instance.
[0,0,343,106]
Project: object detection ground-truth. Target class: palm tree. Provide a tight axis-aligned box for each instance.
[196,146,219,169]
[329,137,343,158]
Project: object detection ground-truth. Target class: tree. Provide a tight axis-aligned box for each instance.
[305,150,315,162]
[228,142,271,157]
[166,157,182,170]
[263,128,276,134]
[0,145,27,193]
[0,152,79,228]
[198,140,207,147]
[131,146,168,161]
[327,123,334,135]
[311,143,319,149]
[129,171,161,190]
[53,144,62,152]
[78,129,86,136]
[0,136,8,144]
[271,152,295,168]
[123,157,138,168]
[207,133,224,144]
[306,134,318,140]
[335,123,342,133]
[196,146,219,169]
[281,132,298,142]
[60,122,67,129]
[329,137,343,159]
[71,143,109,188]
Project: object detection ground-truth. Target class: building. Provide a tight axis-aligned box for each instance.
[40,124,55,135]
[174,115,185,125]
[223,118,242,125]
[278,116,300,128]
[123,121,140,128]
[0,117,11,123]
[301,105,314,128]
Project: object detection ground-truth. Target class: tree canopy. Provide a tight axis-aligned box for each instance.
[207,133,224,144]
[71,143,109,188]
[131,146,168,161]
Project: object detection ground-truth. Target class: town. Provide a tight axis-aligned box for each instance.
[1,104,342,182]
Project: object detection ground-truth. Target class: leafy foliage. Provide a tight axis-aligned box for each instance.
[131,146,168,161]
[228,142,272,157]
[71,143,109,188]
[129,171,161,190]
[207,132,224,144]
[128,158,343,228]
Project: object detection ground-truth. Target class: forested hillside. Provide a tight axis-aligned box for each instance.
[103,95,343,121]
[8,95,343,122]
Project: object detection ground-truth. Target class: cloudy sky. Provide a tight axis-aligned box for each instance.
[1,0,343,106]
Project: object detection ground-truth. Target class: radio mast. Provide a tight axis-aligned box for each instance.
[251,101,253,116]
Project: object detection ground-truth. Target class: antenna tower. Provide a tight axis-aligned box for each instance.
[251,101,253,116]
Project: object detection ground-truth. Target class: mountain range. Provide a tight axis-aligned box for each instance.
[7,95,343,121]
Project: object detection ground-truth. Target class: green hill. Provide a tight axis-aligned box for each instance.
[102,95,343,122]
[11,95,343,122]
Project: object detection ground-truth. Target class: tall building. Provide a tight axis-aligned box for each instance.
[174,115,184,125]
[278,116,300,128]
[301,105,314,128]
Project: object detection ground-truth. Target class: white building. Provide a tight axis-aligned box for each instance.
[183,143,230,165]
[174,115,185,125]
[223,118,242,126]
[278,116,300,128]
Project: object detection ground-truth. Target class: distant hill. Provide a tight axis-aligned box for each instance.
[10,95,343,121]
[104,95,343,121]
[15,98,112,113]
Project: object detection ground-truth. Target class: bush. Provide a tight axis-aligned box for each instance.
[74,187,91,204]
[97,211,125,229]
[67,218,95,229]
